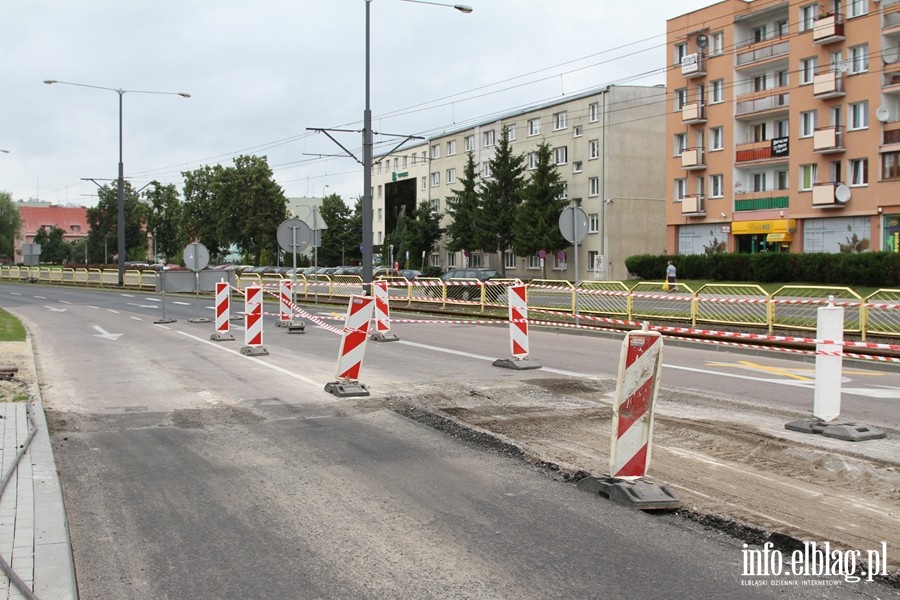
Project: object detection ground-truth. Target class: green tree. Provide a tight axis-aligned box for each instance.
[0,191,23,263]
[216,155,287,265]
[182,165,226,261]
[346,197,363,267]
[87,181,147,264]
[445,152,484,256]
[143,181,183,264]
[512,142,568,279]
[318,193,352,266]
[480,126,526,276]
[32,226,70,264]
[395,200,443,270]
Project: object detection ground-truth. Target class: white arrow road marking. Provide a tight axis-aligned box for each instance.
[126,302,161,309]
[43,306,66,312]
[59,300,72,304]
[92,325,123,341]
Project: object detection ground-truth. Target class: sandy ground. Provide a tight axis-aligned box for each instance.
[0,342,37,403]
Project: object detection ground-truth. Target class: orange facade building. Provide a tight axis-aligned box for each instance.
[666,0,900,255]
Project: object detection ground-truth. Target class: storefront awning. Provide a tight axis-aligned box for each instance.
[766,232,792,243]
[731,219,797,235]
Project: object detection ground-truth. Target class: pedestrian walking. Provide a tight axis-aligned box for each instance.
[665,260,677,292]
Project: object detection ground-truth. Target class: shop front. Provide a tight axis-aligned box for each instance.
[732,219,796,254]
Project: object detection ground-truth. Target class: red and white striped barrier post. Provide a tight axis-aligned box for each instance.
[210,280,235,341]
[240,285,268,356]
[576,323,679,510]
[276,279,306,332]
[325,295,375,397]
[370,280,398,342]
[493,284,541,370]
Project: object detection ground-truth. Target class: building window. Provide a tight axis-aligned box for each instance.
[753,25,767,43]
[799,4,817,32]
[394,157,399,170]
[589,177,600,196]
[554,146,568,165]
[800,57,818,85]
[753,123,768,143]
[527,152,539,170]
[849,101,869,130]
[674,133,687,155]
[504,253,516,270]
[800,111,817,137]
[403,155,408,168]
[674,178,687,201]
[377,207,383,221]
[588,213,600,233]
[710,79,724,104]
[573,161,583,173]
[753,75,768,92]
[589,139,600,159]
[411,154,417,166]
[776,170,789,190]
[800,164,818,191]
[848,0,867,18]
[776,119,789,138]
[554,252,567,270]
[430,198,440,212]
[470,254,484,268]
[675,88,688,110]
[589,102,600,122]
[553,111,568,130]
[753,173,767,192]
[431,144,440,159]
[776,69,789,88]
[421,151,427,162]
[506,123,516,141]
[446,168,456,184]
[711,174,724,198]
[573,125,583,138]
[674,42,688,66]
[421,176,427,190]
[849,44,869,74]
[711,31,724,56]
[776,18,789,36]
[483,129,495,147]
[528,118,541,136]
[849,158,868,185]
[482,162,492,178]
[711,127,724,151]
[883,151,900,180]
[559,181,568,200]
[431,172,440,187]
[587,250,599,271]
[447,252,457,268]
[377,185,382,198]
[430,253,440,268]
[464,135,475,151]
[527,255,541,269]
[447,140,457,156]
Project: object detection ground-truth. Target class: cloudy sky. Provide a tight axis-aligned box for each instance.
[2,0,713,206]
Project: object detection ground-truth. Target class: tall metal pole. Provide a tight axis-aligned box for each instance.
[117,90,126,286]
[362,0,374,294]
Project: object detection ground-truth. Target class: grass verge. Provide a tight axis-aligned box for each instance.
[0,307,26,342]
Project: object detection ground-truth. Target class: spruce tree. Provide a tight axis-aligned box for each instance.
[480,126,526,276]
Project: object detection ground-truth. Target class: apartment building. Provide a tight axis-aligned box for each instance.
[667,0,900,256]
[372,85,667,281]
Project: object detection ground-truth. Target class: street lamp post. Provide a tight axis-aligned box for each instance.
[361,0,471,290]
[44,79,190,286]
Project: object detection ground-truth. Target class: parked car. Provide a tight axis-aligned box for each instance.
[440,268,499,281]
[400,269,422,281]
[373,266,402,279]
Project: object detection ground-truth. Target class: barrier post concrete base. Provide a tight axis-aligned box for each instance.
[240,345,269,356]
[576,475,681,511]
[785,418,886,441]
[286,321,306,333]
[210,332,235,342]
[492,357,542,370]
[325,380,370,397]
[188,316,211,323]
[370,332,399,342]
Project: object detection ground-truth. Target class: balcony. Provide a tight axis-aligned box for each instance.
[813,71,845,99]
[812,182,850,207]
[735,138,789,164]
[681,52,707,79]
[812,13,845,45]
[813,126,844,153]
[680,195,706,216]
[681,101,707,125]
[736,41,789,70]
[680,148,706,170]
[735,93,789,119]
[735,195,790,212]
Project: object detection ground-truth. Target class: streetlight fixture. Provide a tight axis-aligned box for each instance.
[44,79,190,286]
[361,0,472,289]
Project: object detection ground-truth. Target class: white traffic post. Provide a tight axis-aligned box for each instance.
[240,285,268,356]
[277,279,293,327]
[814,296,843,422]
[325,295,375,397]
[492,284,541,370]
[370,280,398,342]
[210,280,234,341]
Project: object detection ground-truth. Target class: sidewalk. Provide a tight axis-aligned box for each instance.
[0,400,77,599]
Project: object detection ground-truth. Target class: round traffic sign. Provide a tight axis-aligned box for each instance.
[559,206,589,244]
[276,218,312,254]
[183,242,210,272]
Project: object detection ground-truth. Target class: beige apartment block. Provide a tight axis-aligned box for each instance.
[667,0,900,256]
[371,85,667,281]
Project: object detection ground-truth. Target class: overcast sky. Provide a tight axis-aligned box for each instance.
[2,0,713,206]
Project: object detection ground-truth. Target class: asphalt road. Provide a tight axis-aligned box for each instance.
[1,282,896,599]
